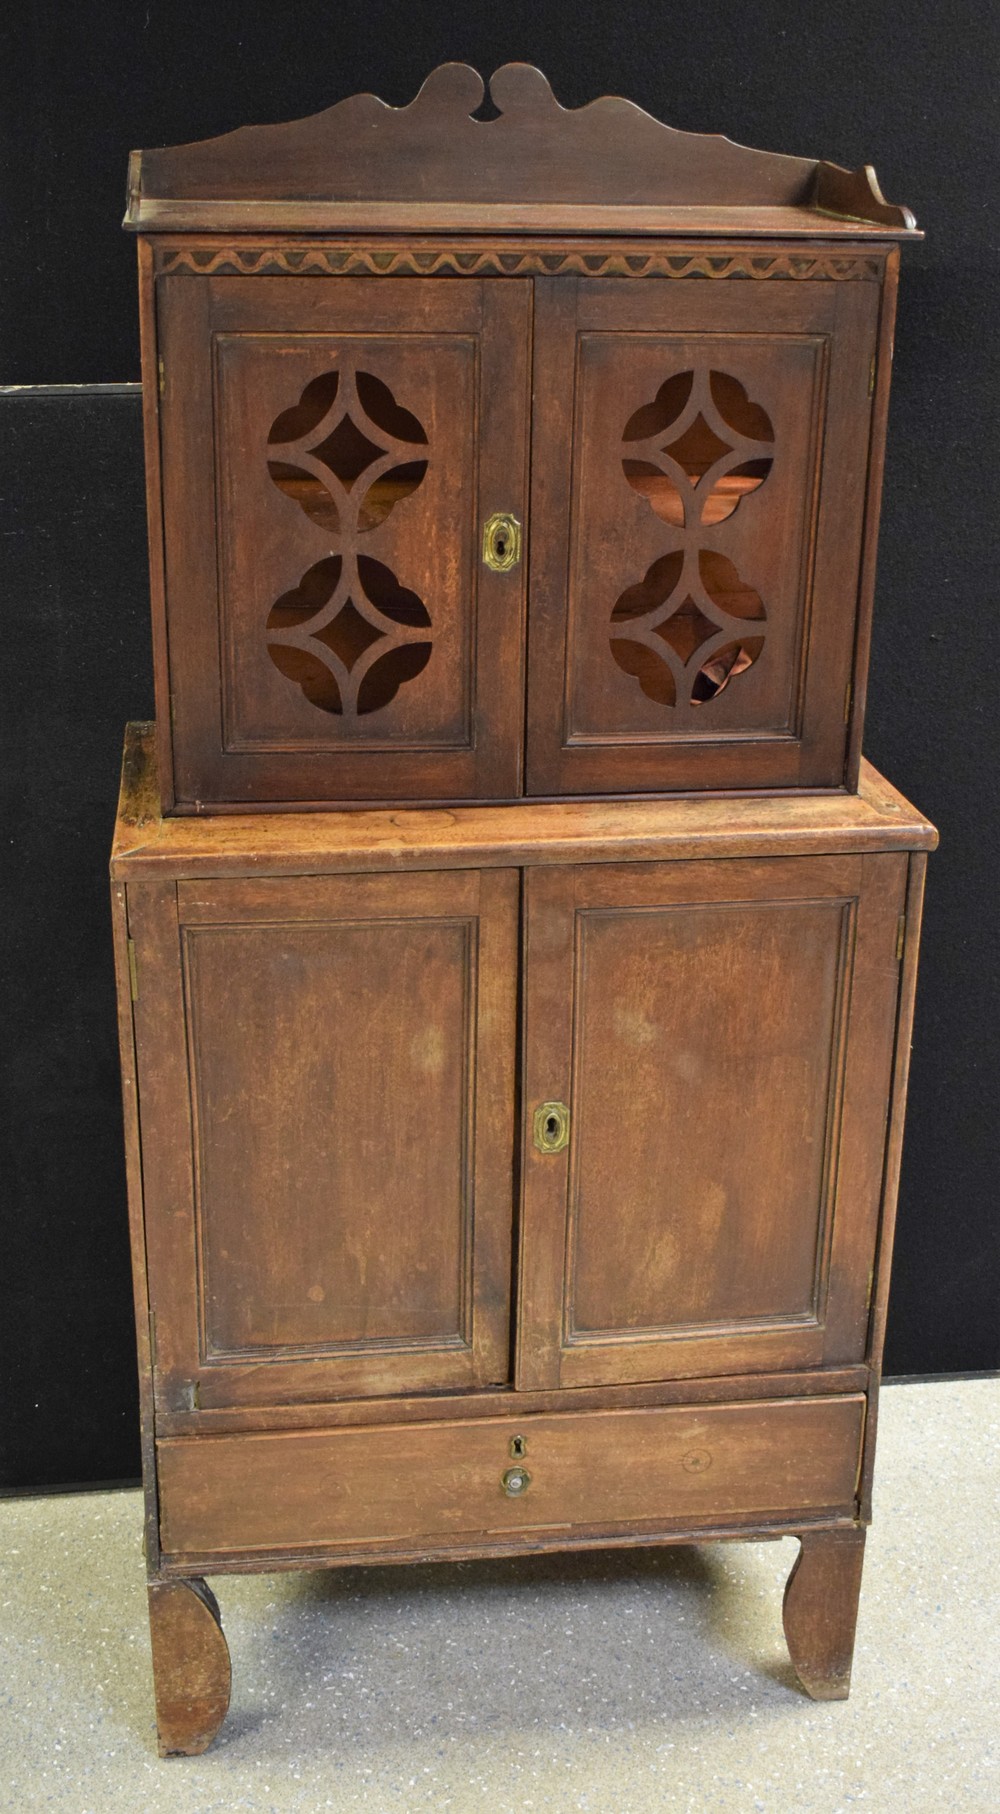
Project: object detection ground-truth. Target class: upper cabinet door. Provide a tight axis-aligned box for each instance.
[128,868,519,1410]
[157,276,531,808]
[517,851,906,1389]
[526,276,880,795]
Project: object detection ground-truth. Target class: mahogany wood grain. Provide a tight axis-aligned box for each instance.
[149,234,892,280]
[517,852,907,1389]
[782,1526,867,1699]
[147,1578,231,1756]
[134,203,917,239]
[111,727,937,879]
[158,1515,863,1580]
[152,1364,870,1437]
[128,868,518,1411]
[527,277,879,795]
[109,880,159,1572]
[858,851,928,1520]
[844,247,901,789]
[156,1395,865,1561]
[158,276,530,808]
[124,64,916,235]
[135,239,175,815]
[113,69,931,1739]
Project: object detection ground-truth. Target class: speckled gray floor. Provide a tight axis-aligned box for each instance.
[1,1378,997,1812]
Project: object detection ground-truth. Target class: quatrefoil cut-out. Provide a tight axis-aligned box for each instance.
[612,369,773,707]
[264,369,432,717]
[621,369,774,529]
[611,550,765,708]
[267,368,429,535]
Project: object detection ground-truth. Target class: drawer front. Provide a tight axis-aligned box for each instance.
[157,1395,864,1559]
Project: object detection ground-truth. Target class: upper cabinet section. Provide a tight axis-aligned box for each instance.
[129,66,917,811]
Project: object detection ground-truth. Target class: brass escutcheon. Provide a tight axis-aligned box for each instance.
[533,1101,570,1154]
[501,1465,531,1496]
[482,511,522,572]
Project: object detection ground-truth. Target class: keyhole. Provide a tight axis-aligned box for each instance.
[510,1434,526,1460]
[495,533,507,559]
[546,1114,559,1141]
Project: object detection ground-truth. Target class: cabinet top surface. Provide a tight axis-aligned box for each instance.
[111,725,937,878]
[124,63,918,239]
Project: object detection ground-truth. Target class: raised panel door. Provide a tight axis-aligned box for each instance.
[157,275,531,807]
[517,853,906,1388]
[128,869,519,1408]
[526,277,879,793]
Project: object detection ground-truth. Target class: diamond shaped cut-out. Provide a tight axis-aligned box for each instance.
[310,415,386,489]
[663,414,732,480]
[266,368,434,717]
[654,596,720,664]
[313,599,385,672]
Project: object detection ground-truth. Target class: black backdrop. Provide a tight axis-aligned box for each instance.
[2,1,997,1490]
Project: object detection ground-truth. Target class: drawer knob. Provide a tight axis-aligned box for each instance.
[501,1466,531,1496]
[482,511,522,573]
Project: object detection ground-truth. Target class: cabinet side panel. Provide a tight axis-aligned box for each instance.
[137,240,174,812]
[111,879,160,1569]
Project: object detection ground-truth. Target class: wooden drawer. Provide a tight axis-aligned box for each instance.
[157,1395,864,1561]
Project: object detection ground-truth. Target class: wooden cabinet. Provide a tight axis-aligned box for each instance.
[130,71,912,813]
[115,65,933,1755]
[158,276,531,804]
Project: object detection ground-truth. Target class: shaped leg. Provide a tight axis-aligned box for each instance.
[147,1577,231,1756]
[782,1526,866,1700]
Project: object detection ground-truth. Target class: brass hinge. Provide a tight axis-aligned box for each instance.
[157,355,165,400]
[865,1264,876,1312]
[869,354,877,396]
[181,1380,201,1413]
[895,914,907,961]
[844,682,853,723]
[127,937,139,1001]
[148,1310,157,1367]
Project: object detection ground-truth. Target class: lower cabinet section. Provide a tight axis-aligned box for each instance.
[112,734,935,1751]
[156,1395,865,1562]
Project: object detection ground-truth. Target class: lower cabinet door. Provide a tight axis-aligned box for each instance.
[129,868,519,1409]
[517,852,907,1389]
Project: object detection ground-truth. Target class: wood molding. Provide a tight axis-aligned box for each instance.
[155,244,884,281]
[125,64,916,235]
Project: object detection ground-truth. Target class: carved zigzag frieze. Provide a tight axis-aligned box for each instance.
[156,246,882,282]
